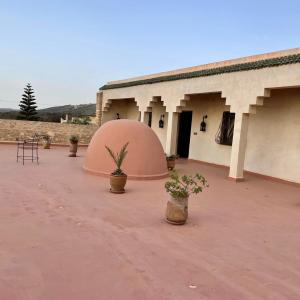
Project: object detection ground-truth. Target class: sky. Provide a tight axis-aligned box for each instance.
[0,0,299,109]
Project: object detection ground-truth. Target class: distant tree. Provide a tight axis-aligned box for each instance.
[18,83,38,120]
[38,113,61,123]
[0,111,19,120]
[71,116,91,125]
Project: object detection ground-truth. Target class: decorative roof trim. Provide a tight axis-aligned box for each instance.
[99,54,300,90]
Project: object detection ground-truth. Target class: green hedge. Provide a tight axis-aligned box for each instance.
[100,53,300,90]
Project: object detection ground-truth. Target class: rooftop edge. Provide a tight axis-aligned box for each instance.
[100,48,300,91]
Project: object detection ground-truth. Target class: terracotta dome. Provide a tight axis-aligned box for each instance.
[83,120,168,180]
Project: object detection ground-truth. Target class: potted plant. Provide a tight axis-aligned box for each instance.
[166,154,176,170]
[105,142,129,194]
[69,135,79,157]
[164,170,208,225]
[42,134,51,149]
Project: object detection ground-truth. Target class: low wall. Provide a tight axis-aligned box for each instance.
[0,119,98,144]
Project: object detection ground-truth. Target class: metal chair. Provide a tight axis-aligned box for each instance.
[17,135,39,165]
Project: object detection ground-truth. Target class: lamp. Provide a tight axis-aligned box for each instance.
[159,114,164,128]
[200,115,207,131]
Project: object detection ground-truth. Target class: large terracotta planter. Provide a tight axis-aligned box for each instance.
[69,143,78,157]
[43,141,51,149]
[165,196,188,225]
[110,174,127,194]
[166,158,175,170]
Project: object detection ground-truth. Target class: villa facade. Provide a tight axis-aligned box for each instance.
[96,48,300,184]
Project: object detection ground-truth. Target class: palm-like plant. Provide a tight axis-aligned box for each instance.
[105,142,129,175]
[69,135,79,144]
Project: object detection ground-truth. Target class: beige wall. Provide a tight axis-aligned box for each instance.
[100,59,300,183]
[108,48,300,85]
[102,63,300,114]
[0,119,98,144]
[245,88,300,183]
[146,94,232,164]
[102,99,139,123]
[150,102,168,151]
[183,94,232,166]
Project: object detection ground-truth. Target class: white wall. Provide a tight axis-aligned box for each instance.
[245,88,300,183]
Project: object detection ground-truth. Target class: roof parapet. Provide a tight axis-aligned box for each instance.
[100,49,300,91]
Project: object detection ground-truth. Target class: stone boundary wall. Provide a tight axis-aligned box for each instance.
[0,119,98,144]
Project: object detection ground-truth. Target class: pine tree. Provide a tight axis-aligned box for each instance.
[18,83,38,120]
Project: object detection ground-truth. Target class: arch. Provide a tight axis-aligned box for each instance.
[245,86,300,183]
[101,98,140,124]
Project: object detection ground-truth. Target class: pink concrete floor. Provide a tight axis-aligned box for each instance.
[0,144,300,300]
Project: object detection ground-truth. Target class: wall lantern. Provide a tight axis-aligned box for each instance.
[200,115,208,132]
[159,114,165,128]
[116,113,120,119]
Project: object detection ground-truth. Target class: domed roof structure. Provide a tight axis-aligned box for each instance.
[83,120,168,180]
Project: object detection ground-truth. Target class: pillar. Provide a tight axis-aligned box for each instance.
[140,111,146,123]
[96,91,103,126]
[229,112,249,180]
[165,111,179,155]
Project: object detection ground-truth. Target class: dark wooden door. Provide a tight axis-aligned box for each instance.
[177,111,192,158]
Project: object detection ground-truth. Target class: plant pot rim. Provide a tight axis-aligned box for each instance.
[170,196,189,201]
[166,157,176,161]
[110,173,127,177]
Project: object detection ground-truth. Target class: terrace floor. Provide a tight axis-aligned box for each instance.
[0,144,300,300]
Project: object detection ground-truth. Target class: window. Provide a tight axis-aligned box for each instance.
[215,112,235,146]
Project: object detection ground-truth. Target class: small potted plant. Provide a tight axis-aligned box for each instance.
[166,154,176,170]
[105,142,129,194]
[164,170,208,225]
[69,135,79,157]
[42,134,51,149]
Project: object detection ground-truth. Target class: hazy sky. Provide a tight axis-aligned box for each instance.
[0,0,299,109]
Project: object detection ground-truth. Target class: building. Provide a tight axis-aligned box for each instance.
[95,48,300,184]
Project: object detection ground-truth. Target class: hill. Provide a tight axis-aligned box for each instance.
[0,108,17,112]
[0,103,96,122]
[38,104,96,116]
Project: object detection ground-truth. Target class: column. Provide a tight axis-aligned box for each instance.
[140,111,146,123]
[95,91,103,126]
[229,112,249,181]
[165,111,179,156]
